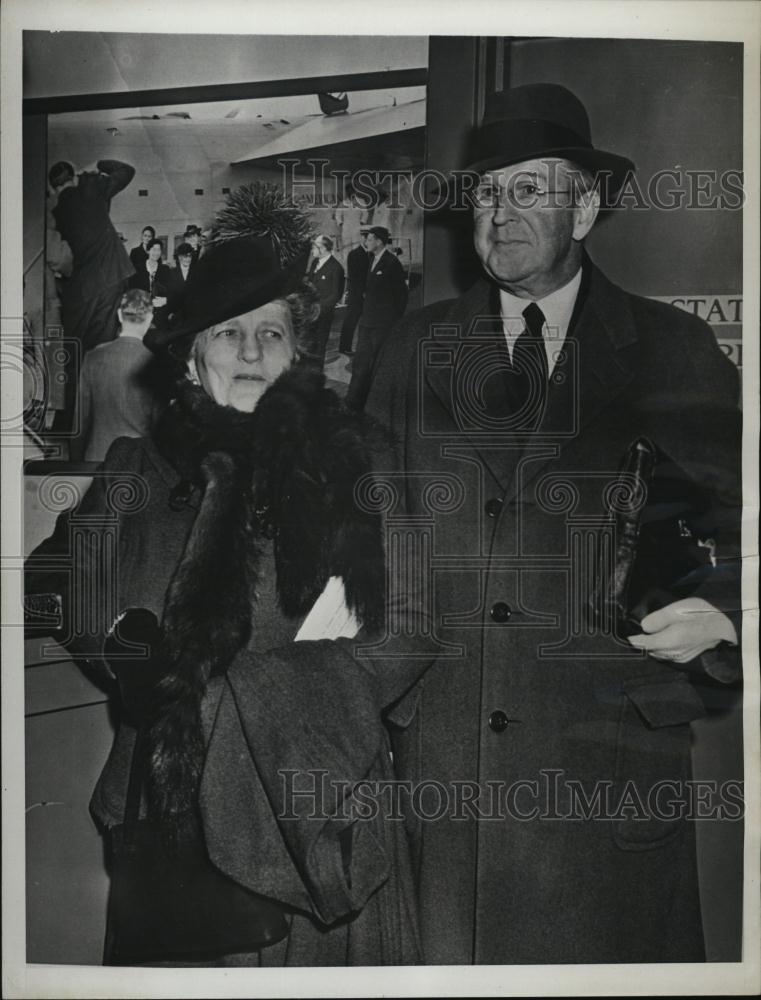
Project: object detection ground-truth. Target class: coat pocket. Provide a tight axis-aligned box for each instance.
[612,675,706,850]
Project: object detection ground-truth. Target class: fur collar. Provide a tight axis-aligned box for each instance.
[145,366,386,818]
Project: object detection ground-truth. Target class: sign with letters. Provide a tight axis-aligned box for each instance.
[651,294,742,367]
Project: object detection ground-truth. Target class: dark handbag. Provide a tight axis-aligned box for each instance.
[104,610,290,965]
[590,437,717,638]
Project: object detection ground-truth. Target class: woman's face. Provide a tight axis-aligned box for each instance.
[189,300,296,413]
[141,228,154,246]
[148,243,162,262]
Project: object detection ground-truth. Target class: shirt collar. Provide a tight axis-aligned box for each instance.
[499,268,583,373]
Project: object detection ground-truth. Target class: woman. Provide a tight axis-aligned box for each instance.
[27,183,428,967]
[129,225,156,273]
[129,237,172,329]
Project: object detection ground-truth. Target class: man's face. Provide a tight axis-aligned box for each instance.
[366,233,382,255]
[187,233,200,249]
[472,158,595,298]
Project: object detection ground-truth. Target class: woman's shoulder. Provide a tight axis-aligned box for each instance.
[256,366,385,462]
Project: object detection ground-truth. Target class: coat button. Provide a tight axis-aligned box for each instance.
[485,498,503,518]
[489,710,510,733]
[490,601,512,623]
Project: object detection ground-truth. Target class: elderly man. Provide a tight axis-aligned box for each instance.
[366,84,741,964]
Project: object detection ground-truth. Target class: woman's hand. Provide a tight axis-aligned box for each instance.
[152,296,167,308]
[627,597,737,664]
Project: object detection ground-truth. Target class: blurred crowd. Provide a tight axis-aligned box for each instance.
[29,160,411,462]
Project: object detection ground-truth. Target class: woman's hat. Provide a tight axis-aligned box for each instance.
[464,84,634,190]
[145,183,313,351]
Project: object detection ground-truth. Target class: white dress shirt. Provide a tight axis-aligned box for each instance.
[499,268,583,376]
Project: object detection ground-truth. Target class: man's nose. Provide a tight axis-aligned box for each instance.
[238,330,262,363]
[492,190,517,225]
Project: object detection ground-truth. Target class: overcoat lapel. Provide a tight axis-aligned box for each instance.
[425,265,640,498]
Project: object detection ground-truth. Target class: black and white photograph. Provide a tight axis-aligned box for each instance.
[2,2,759,997]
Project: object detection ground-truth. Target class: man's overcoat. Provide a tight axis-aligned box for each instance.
[366,259,742,964]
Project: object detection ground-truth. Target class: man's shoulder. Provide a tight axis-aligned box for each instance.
[76,170,107,196]
[588,264,724,352]
[374,296,459,361]
[389,250,406,272]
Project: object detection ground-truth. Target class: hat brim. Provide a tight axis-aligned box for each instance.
[427,147,636,212]
[464,146,635,194]
[144,249,310,353]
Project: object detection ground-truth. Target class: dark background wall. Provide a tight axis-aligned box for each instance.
[509,38,742,297]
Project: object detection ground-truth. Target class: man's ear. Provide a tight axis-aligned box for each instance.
[572,187,600,242]
[186,358,200,385]
[116,308,124,326]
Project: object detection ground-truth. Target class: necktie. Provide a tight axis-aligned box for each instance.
[503,302,548,427]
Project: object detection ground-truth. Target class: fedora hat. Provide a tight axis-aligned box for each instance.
[145,183,312,351]
[464,83,634,194]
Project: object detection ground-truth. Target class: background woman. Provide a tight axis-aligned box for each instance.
[129,236,171,329]
[129,224,156,273]
[27,183,428,967]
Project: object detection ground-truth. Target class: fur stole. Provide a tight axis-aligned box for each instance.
[144,366,386,819]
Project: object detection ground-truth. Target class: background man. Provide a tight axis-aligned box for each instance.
[306,234,345,367]
[346,225,407,408]
[48,157,136,429]
[366,84,741,965]
[338,228,371,357]
[68,288,167,463]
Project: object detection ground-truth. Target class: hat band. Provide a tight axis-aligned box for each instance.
[474,118,593,170]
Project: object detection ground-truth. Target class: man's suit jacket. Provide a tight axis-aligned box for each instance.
[307,254,345,316]
[53,159,136,298]
[345,245,370,305]
[366,259,741,965]
[164,263,193,315]
[128,262,173,329]
[360,249,408,329]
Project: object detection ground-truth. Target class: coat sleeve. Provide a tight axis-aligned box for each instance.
[96,159,136,200]
[635,306,743,684]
